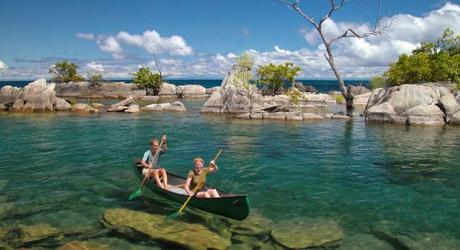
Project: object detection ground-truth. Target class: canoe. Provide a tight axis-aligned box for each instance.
[132,161,250,221]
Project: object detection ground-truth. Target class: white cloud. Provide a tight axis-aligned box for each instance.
[76,33,94,40]
[0,60,7,70]
[91,30,193,59]
[85,62,104,72]
[116,30,193,56]
[96,36,124,59]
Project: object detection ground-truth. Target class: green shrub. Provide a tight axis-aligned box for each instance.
[286,88,303,107]
[384,28,460,86]
[49,60,84,83]
[256,62,301,95]
[370,76,386,89]
[132,67,162,95]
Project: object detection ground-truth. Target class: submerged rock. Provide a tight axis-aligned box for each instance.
[271,217,344,249]
[339,233,393,250]
[7,223,62,247]
[229,212,273,236]
[371,220,460,250]
[101,208,230,250]
[57,240,110,250]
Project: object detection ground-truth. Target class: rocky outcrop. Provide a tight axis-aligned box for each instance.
[142,101,186,112]
[206,86,221,95]
[350,85,371,95]
[101,208,230,250]
[202,64,263,114]
[365,84,460,126]
[237,111,350,121]
[125,104,140,113]
[354,92,372,106]
[0,79,74,112]
[55,82,145,99]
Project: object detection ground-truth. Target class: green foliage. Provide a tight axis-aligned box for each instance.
[334,93,345,104]
[234,53,258,102]
[132,67,162,95]
[49,60,84,83]
[384,28,460,85]
[256,62,301,95]
[370,75,386,89]
[286,88,303,107]
[88,73,103,85]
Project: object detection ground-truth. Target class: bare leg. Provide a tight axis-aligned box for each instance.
[196,191,210,198]
[152,170,163,188]
[160,168,168,188]
[209,189,220,198]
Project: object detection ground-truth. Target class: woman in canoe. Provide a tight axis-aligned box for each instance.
[184,157,220,198]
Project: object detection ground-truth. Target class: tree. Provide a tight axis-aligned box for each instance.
[49,60,84,83]
[256,62,301,95]
[281,0,388,116]
[383,28,460,86]
[132,67,162,95]
[87,73,104,87]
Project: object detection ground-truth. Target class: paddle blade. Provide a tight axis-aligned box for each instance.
[165,211,182,220]
[128,188,142,200]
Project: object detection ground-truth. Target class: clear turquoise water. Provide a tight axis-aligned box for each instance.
[1,99,460,248]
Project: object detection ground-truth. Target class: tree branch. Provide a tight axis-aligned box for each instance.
[281,0,319,29]
[319,0,345,28]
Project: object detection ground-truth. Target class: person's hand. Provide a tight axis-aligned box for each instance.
[162,135,167,143]
[210,160,215,166]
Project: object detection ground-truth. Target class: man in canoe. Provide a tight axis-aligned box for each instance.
[184,157,220,198]
[140,135,168,189]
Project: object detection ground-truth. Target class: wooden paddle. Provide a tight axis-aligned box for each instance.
[167,148,222,219]
[129,135,165,200]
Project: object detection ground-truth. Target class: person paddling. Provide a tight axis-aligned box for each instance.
[140,135,168,189]
[184,157,220,198]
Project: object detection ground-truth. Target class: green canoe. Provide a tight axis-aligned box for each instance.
[132,161,250,221]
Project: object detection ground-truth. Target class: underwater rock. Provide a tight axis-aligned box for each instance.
[101,208,230,250]
[7,223,62,247]
[57,240,110,250]
[371,220,460,250]
[271,217,344,249]
[229,212,273,236]
[0,202,15,220]
[338,233,393,250]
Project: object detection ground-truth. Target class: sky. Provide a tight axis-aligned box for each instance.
[0,0,460,80]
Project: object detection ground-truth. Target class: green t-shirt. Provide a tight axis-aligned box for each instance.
[187,168,209,191]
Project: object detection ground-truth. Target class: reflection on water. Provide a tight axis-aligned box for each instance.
[1,99,460,248]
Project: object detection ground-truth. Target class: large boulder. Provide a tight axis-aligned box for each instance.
[0,85,22,103]
[402,104,445,126]
[178,85,206,98]
[158,82,178,98]
[21,79,56,111]
[53,97,71,111]
[202,91,223,113]
[365,84,460,126]
[350,85,371,95]
[101,208,230,250]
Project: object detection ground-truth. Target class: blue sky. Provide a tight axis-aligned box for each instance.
[0,0,459,79]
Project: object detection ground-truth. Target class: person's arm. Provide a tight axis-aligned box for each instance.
[161,135,168,153]
[208,160,218,173]
[141,151,152,169]
[184,177,193,196]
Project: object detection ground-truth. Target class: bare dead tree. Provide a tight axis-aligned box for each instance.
[151,48,163,81]
[281,0,390,116]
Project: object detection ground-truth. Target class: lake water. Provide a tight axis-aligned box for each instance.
[1,99,459,249]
